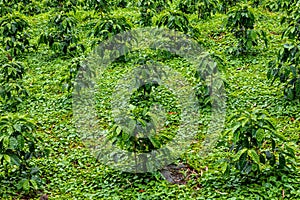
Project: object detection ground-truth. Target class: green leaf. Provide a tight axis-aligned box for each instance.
[3,136,9,149]
[116,126,122,135]
[231,124,241,134]
[234,148,248,161]
[255,129,264,144]
[248,149,260,164]
[221,162,230,175]
[10,154,20,166]
[17,179,26,190]
[23,179,30,191]
[17,135,25,149]
[285,146,295,158]
[30,179,38,190]
[149,136,160,148]
[9,137,18,149]
[13,123,22,132]
[4,154,11,164]
[271,131,286,141]
[243,163,252,174]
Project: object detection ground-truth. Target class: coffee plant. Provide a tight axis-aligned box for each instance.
[107,65,180,151]
[0,0,32,13]
[177,0,218,19]
[0,58,28,111]
[88,16,132,47]
[0,0,42,16]
[0,113,42,195]
[264,0,298,12]
[217,0,240,13]
[61,56,95,93]
[138,0,170,26]
[177,0,198,14]
[43,0,79,12]
[194,54,226,111]
[0,54,45,196]
[156,10,189,33]
[268,43,300,99]
[222,109,296,176]
[0,14,33,56]
[20,1,42,16]
[268,6,300,100]
[226,4,268,54]
[83,0,110,13]
[138,0,170,12]
[198,0,218,19]
[281,5,300,41]
[0,0,13,15]
[38,12,84,55]
[156,10,199,38]
[113,0,128,8]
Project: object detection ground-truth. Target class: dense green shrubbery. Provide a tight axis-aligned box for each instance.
[0,54,45,196]
[0,14,34,56]
[0,0,300,198]
[83,0,110,13]
[0,59,28,111]
[88,16,132,47]
[177,0,219,19]
[108,80,180,154]
[264,0,298,11]
[226,4,267,54]
[156,10,190,33]
[0,114,42,195]
[155,10,200,38]
[223,109,295,176]
[138,0,170,26]
[197,0,219,19]
[38,12,84,55]
[268,5,300,99]
[218,0,240,13]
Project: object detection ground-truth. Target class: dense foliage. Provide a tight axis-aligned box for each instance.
[0,0,299,199]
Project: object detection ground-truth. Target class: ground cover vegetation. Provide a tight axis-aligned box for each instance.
[0,0,299,199]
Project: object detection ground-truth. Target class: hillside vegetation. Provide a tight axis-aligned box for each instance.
[0,0,299,199]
